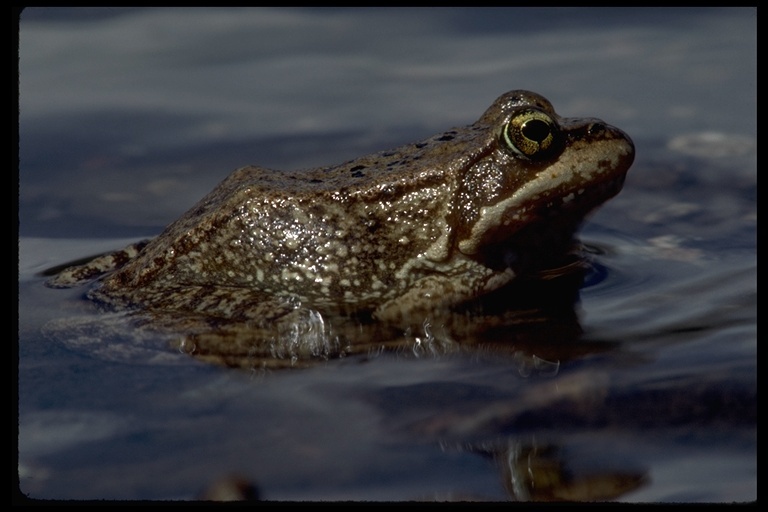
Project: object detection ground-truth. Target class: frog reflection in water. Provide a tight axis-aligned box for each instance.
[47,91,634,367]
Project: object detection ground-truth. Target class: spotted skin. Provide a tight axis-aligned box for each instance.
[46,90,634,367]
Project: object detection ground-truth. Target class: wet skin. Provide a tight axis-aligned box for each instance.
[47,90,634,366]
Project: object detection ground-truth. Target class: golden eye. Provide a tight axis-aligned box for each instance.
[501,109,559,160]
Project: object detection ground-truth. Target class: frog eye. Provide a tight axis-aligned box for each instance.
[501,109,559,160]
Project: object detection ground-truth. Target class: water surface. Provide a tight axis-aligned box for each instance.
[18,7,755,502]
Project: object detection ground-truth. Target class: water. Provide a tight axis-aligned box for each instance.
[17,7,755,502]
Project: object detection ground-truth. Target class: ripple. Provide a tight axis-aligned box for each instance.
[667,132,755,159]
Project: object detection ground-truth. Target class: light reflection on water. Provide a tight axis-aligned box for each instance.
[18,7,755,502]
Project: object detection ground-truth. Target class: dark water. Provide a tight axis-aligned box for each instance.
[17,7,755,501]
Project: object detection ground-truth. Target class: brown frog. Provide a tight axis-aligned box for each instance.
[46,90,634,367]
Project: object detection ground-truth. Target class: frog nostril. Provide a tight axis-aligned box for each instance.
[587,122,606,135]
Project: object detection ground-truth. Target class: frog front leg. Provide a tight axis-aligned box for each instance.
[373,260,516,324]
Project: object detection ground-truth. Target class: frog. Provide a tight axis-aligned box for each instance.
[45,90,634,368]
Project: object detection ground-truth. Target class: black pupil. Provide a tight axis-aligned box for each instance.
[522,119,550,143]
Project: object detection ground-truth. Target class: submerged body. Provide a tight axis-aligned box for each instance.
[47,90,634,366]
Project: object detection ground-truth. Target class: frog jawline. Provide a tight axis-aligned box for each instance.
[489,173,625,276]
